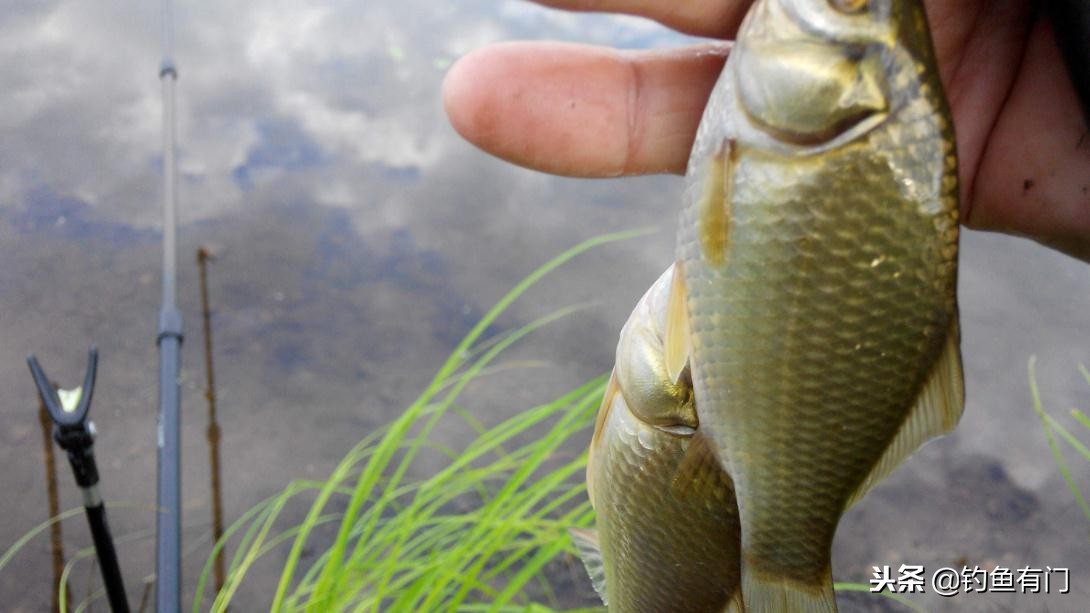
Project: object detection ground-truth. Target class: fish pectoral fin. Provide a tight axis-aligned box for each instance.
[568,528,608,606]
[664,261,693,384]
[847,314,966,508]
[670,430,734,502]
[587,373,622,504]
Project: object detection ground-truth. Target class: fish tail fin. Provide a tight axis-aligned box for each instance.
[740,566,837,613]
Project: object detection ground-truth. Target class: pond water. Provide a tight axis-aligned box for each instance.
[1,1,1088,611]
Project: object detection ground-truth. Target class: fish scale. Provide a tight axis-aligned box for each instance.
[591,393,739,611]
[683,149,950,581]
[673,1,961,608]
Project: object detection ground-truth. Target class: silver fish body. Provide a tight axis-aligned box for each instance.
[575,265,741,612]
[667,0,965,610]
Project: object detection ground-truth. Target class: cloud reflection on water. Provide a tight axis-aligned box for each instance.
[0,0,691,229]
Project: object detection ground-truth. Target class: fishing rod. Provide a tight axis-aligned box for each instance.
[156,0,184,609]
[27,349,130,613]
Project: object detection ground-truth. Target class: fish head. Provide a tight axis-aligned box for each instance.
[613,265,697,431]
[732,0,937,148]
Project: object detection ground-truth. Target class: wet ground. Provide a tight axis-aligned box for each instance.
[2,1,1089,611]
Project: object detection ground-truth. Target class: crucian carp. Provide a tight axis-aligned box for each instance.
[662,0,964,610]
[574,265,742,612]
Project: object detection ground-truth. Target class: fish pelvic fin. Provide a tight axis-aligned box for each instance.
[663,260,692,384]
[846,314,965,508]
[568,528,608,606]
[698,139,735,267]
[670,430,733,502]
[740,565,836,613]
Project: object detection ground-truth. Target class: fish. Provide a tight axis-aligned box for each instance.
[662,0,965,611]
[573,264,742,612]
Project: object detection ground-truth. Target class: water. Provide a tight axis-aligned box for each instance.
[1,1,1088,611]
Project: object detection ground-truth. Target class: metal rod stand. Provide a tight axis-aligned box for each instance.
[27,348,130,613]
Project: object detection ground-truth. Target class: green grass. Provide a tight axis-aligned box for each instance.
[193,232,651,612]
[1030,357,1090,532]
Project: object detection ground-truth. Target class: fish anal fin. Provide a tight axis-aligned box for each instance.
[847,315,965,508]
[568,528,608,606]
[670,430,733,502]
[664,261,692,385]
[587,373,621,503]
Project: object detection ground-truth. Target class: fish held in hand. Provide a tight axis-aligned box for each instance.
[665,0,965,610]
[574,265,742,613]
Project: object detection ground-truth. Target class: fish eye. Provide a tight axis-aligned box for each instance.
[828,0,869,14]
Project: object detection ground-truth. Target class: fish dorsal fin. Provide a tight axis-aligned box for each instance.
[586,374,621,504]
[670,430,733,501]
[568,528,608,606]
[663,261,692,384]
[847,315,965,508]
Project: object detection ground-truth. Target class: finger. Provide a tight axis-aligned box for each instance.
[443,41,728,177]
[969,18,1090,261]
[530,0,752,39]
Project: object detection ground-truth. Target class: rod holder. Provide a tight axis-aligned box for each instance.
[28,348,130,613]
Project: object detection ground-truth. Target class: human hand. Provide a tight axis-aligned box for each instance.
[443,1,1090,261]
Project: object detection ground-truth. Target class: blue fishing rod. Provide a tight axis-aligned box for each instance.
[156,0,184,609]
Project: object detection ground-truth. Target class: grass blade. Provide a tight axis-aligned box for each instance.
[1029,356,1090,527]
